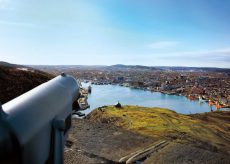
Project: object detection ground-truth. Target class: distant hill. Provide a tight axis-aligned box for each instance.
[30,64,230,73]
[0,62,54,104]
[156,66,230,73]
[0,61,22,68]
[110,64,230,73]
[110,64,162,71]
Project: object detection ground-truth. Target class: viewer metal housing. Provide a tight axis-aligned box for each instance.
[0,74,79,164]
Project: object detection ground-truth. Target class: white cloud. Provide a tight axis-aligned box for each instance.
[152,47,230,65]
[173,47,230,57]
[148,41,179,49]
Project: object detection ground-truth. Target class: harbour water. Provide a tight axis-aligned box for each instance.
[81,83,220,115]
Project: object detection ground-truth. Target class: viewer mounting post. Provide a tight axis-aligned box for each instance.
[0,74,80,164]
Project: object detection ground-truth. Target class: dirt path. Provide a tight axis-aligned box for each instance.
[64,118,230,164]
[64,118,157,163]
[119,140,169,163]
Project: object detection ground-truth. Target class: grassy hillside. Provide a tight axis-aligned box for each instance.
[0,64,54,104]
[86,105,230,154]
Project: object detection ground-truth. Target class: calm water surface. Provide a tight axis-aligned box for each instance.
[81,83,217,115]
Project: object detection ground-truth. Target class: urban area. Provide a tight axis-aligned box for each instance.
[35,65,230,110]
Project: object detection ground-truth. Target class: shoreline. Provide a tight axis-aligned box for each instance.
[80,82,230,113]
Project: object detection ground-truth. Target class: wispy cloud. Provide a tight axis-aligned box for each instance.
[155,47,230,63]
[171,47,230,57]
[148,41,179,49]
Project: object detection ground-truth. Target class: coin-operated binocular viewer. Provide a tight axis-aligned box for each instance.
[0,73,79,164]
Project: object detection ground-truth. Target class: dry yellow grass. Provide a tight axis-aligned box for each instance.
[87,105,230,153]
[98,106,198,137]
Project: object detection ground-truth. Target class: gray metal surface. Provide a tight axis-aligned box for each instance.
[0,74,79,164]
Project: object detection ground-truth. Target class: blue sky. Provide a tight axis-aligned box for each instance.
[0,0,230,67]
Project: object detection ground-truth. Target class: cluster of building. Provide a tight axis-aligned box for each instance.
[39,66,230,109]
[73,70,230,108]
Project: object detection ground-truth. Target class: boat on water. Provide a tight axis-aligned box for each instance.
[198,96,206,103]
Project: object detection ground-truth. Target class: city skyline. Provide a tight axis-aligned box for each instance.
[0,0,230,68]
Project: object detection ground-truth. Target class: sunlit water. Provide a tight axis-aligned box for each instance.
[81,83,222,115]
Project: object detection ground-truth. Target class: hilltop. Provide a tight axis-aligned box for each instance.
[0,61,22,68]
[0,62,54,104]
[65,106,230,163]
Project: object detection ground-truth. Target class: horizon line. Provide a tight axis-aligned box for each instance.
[1,61,230,69]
